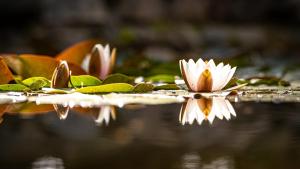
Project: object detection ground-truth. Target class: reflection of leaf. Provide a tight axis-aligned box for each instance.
[0,84,30,91]
[69,75,102,87]
[7,103,54,115]
[0,57,14,84]
[154,84,179,90]
[22,77,50,90]
[56,39,99,66]
[75,83,134,93]
[3,55,86,79]
[133,83,154,93]
[146,74,175,83]
[102,73,134,84]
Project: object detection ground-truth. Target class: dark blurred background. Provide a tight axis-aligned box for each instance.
[0,0,300,61]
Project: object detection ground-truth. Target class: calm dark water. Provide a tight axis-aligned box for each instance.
[0,101,300,169]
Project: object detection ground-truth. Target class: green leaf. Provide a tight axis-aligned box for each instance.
[69,75,102,87]
[146,74,175,83]
[22,77,51,90]
[133,83,154,93]
[154,84,180,90]
[44,89,69,94]
[75,83,134,93]
[0,84,30,92]
[102,73,134,84]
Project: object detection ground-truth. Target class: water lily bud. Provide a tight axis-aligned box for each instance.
[51,61,70,88]
[88,44,116,80]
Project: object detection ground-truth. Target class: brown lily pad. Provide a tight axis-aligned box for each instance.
[3,54,86,79]
[0,56,14,84]
[56,39,99,66]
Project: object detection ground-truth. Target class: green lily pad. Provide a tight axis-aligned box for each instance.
[146,74,175,83]
[102,73,134,84]
[0,84,30,92]
[75,83,134,94]
[69,75,102,87]
[154,84,180,90]
[44,89,69,94]
[133,83,154,93]
[22,77,51,90]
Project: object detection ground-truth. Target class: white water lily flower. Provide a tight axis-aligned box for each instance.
[179,59,236,92]
[81,44,116,80]
[94,106,116,126]
[179,97,236,125]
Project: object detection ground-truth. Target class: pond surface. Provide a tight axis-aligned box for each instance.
[0,99,300,169]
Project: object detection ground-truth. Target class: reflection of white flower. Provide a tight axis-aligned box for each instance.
[179,97,236,125]
[82,44,116,80]
[179,59,236,92]
[95,106,116,126]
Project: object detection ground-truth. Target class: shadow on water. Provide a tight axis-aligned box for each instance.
[0,99,300,169]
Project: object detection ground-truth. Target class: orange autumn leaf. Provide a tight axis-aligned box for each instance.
[3,54,86,79]
[56,39,100,66]
[0,56,14,84]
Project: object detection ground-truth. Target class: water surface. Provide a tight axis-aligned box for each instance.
[0,100,299,169]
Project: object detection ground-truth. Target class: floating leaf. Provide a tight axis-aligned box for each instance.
[0,84,30,91]
[0,56,14,84]
[3,54,86,79]
[102,73,134,84]
[44,89,69,94]
[154,84,180,90]
[22,77,50,90]
[75,83,134,93]
[56,39,99,66]
[69,75,102,87]
[133,83,154,93]
[146,74,175,83]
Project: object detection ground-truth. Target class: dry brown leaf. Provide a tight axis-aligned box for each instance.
[0,56,14,84]
[3,54,86,79]
[56,39,100,66]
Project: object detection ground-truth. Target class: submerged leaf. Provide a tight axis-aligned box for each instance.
[22,77,51,90]
[146,74,175,83]
[69,75,102,87]
[102,73,134,84]
[133,83,154,93]
[0,56,14,84]
[56,39,99,66]
[0,84,30,91]
[75,83,134,93]
[154,84,180,90]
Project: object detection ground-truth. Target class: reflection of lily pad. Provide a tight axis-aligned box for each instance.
[102,73,134,84]
[69,75,102,87]
[0,84,30,91]
[154,84,179,90]
[75,83,134,93]
[146,74,175,83]
[133,83,154,93]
